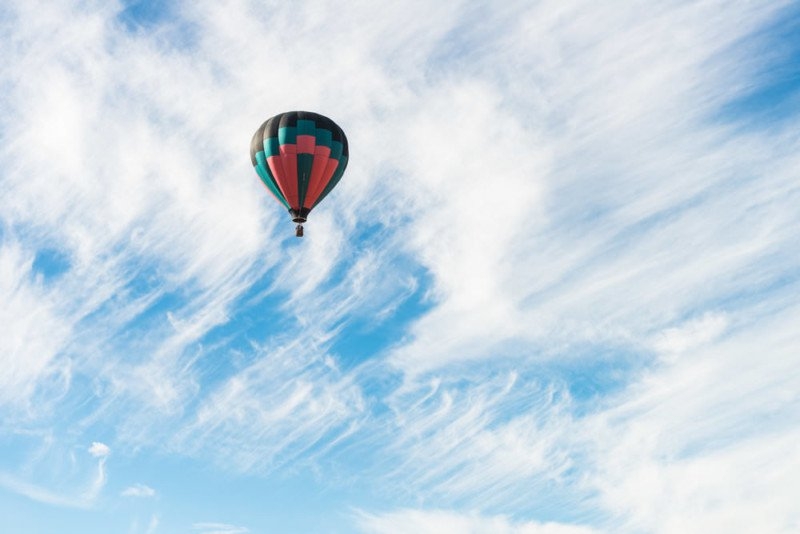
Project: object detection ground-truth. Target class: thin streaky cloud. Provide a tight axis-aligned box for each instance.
[355,508,601,534]
[121,483,156,498]
[192,523,249,534]
[0,1,798,533]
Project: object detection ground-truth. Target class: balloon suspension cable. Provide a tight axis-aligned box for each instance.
[295,224,304,237]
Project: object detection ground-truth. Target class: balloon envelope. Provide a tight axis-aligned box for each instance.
[250,111,349,226]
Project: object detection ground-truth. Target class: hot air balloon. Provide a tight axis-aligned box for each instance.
[250,111,349,237]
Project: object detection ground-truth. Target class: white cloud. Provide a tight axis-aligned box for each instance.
[0,439,111,508]
[651,312,728,357]
[192,522,249,534]
[128,514,160,534]
[88,442,110,458]
[362,303,800,532]
[121,483,156,498]
[355,509,599,534]
[0,1,798,533]
[581,307,800,533]
[147,515,160,534]
[0,0,284,442]
[173,337,365,473]
[365,372,578,512]
[0,241,72,411]
[379,0,798,375]
[0,472,89,508]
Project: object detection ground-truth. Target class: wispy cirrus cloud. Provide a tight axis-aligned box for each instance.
[346,3,799,532]
[581,305,800,533]
[363,371,579,515]
[355,508,600,534]
[384,0,799,375]
[172,336,365,473]
[192,522,249,534]
[0,0,280,436]
[121,483,156,498]
[1,1,798,533]
[0,441,111,508]
[0,240,72,412]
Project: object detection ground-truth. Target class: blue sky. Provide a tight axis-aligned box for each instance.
[1,1,799,533]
